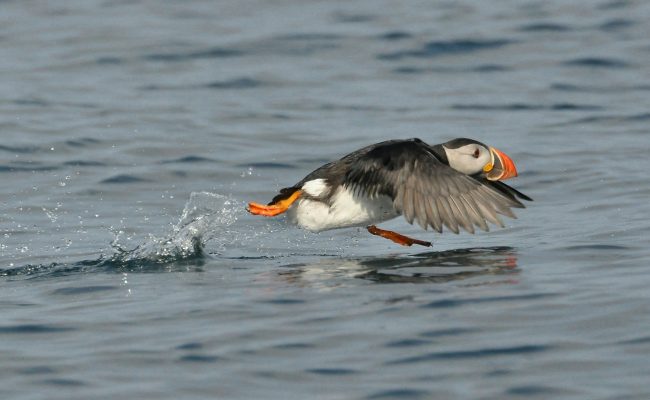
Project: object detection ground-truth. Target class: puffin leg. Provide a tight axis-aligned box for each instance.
[247,190,302,217]
[367,225,432,247]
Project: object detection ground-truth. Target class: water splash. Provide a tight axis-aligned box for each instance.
[111,192,241,263]
[2,192,243,278]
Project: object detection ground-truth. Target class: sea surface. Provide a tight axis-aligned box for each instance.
[2,1,650,399]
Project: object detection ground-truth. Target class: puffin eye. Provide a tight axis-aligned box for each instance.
[473,149,480,158]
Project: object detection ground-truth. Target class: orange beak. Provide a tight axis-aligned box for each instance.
[485,147,518,181]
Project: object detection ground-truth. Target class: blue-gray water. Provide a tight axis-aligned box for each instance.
[2,1,650,399]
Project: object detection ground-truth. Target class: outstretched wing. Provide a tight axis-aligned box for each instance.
[343,139,528,234]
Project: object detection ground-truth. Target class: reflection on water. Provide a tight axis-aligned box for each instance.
[277,247,518,286]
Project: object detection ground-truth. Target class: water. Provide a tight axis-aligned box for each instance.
[2,1,650,398]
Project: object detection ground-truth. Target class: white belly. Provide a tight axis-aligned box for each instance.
[286,187,399,232]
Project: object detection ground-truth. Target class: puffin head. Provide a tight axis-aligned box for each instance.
[442,138,518,181]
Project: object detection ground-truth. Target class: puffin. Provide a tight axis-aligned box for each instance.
[247,138,531,247]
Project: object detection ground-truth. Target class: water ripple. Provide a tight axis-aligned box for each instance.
[562,57,630,68]
[177,354,221,363]
[204,78,265,90]
[419,328,475,338]
[238,162,296,169]
[161,156,218,164]
[176,342,203,350]
[100,174,150,184]
[377,39,513,60]
[50,285,117,296]
[378,31,412,41]
[451,103,602,111]
[562,244,631,251]
[63,160,107,167]
[39,378,85,387]
[18,366,57,375]
[619,335,650,345]
[0,164,59,173]
[333,13,375,23]
[386,344,550,365]
[599,18,635,31]
[367,389,431,399]
[506,385,570,396]
[0,324,75,334]
[598,0,632,10]
[96,56,123,65]
[385,338,431,348]
[518,22,572,32]
[64,138,101,147]
[394,64,510,74]
[263,298,306,305]
[551,82,650,92]
[0,144,40,154]
[144,47,243,62]
[272,342,315,350]
[276,33,343,41]
[562,112,650,125]
[419,293,557,309]
[306,368,357,375]
[12,98,50,107]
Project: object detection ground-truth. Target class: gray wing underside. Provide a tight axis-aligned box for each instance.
[343,139,526,234]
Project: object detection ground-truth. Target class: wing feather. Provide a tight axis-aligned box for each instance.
[402,189,415,224]
[427,197,443,233]
[459,193,489,232]
[437,197,459,234]
[477,200,504,228]
[449,196,474,234]
[413,192,428,230]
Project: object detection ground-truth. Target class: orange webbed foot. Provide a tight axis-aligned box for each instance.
[247,202,287,217]
[247,190,302,217]
[367,225,432,247]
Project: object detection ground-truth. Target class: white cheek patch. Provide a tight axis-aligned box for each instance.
[302,178,330,197]
[444,145,490,175]
[444,146,472,174]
